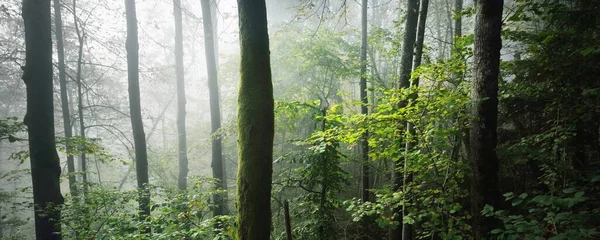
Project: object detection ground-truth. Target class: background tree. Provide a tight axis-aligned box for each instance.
[53,0,77,197]
[235,0,274,238]
[172,0,188,191]
[125,0,151,224]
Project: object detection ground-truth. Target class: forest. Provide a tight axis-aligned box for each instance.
[0,0,599,239]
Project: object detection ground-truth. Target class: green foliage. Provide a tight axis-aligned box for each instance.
[483,181,599,239]
[60,179,233,239]
[0,117,25,143]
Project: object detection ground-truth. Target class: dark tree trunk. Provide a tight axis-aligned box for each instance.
[454,0,463,37]
[172,0,188,191]
[125,0,151,227]
[235,0,274,239]
[391,1,419,239]
[360,0,370,204]
[469,1,504,239]
[284,200,292,240]
[22,0,64,238]
[53,0,78,197]
[200,0,227,216]
[401,2,430,240]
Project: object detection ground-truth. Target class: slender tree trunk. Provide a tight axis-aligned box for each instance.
[391,1,419,239]
[284,200,293,240]
[469,1,504,239]
[454,0,463,37]
[400,2,429,240]
[235,0,274,239]
[200,0,226,217]
[125,0,151,227]
[53,0,78,197]
[360,0,370,204]
[22,0,64,238]
[172,0,188,191]
[72,0,87,198]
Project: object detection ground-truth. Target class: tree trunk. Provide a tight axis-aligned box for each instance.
[172,0,188,191]
[359,0,370,204]
[469,1,503,239]
[401,2,430,240]
[235,0,274,239]
[53,0,78,197]
[200,0,227,216]
[125,0,151,227]
[22,0,64,238]
[72,0,88,198]
[391,1,419,239]
[454,0,463,37]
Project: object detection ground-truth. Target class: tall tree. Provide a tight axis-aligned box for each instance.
[235,0,274,239]
[172,0,188,191]
[359,0,369,204]
[125,0,151,225]
[391,0,419,239]
[200,0,226,216]
[72,0,88,197]
[402,1,430,240]
[22,0,64,238]
[469,0,503,239]
[53,0,78,197]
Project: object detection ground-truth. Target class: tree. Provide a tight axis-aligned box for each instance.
[172,0,188,191]
[200,0,226,216]
[125,0,151,225]
[391,0,419,239]
[72,0,88,198]
[454,0,463,37]
[402,1,429,239]
[53,0,78,197]
[235,0,274,239]
[22,0,64,238]
[469,0,503,239]
[359,0,369,204]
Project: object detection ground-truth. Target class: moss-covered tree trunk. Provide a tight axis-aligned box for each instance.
[200,0,226,216]
[22,0,64,238]
[469,0,503,239]
[125,0,151,227]
[236,0,274,239]
[53,0,78,197]
[391,1,419,239]
[172,0,188,191]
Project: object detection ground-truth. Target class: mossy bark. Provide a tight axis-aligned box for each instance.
[236,0,274,239]
[22,0,64,238]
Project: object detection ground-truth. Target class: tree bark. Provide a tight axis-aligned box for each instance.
[125,0,151,227]
[53,0,78,197]
[235,0,274,239]
[391,1,419,239]
[469,1,503,239]
[359,0,370,204]
[172,0,188,191]
[22,0,64,238]
[200,0,227,216]
[284,200,292,240]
